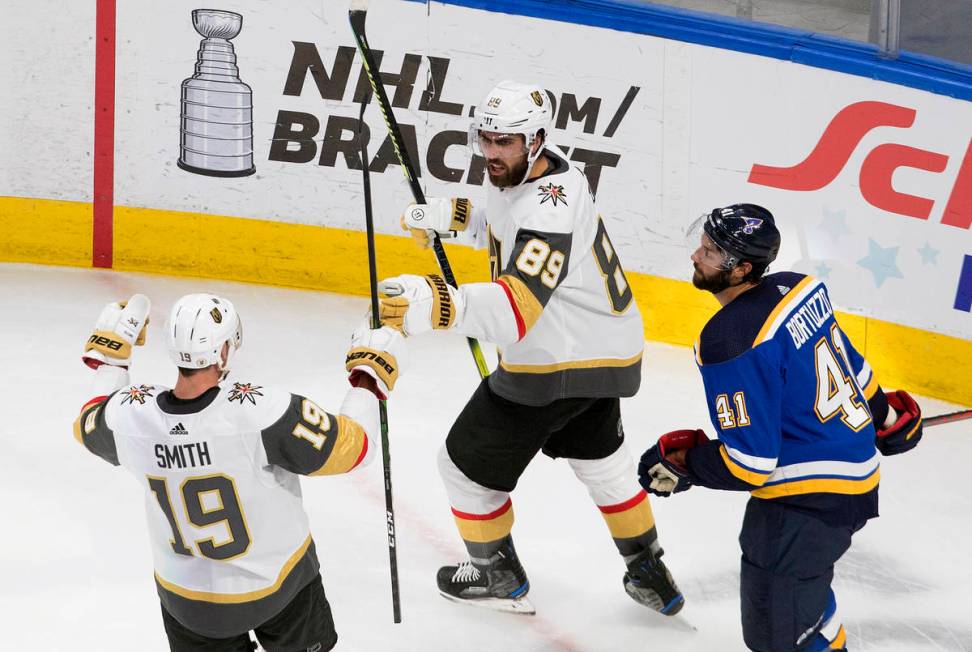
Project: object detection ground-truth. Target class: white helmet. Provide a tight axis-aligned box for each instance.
[166,293,242,375]
[468,80,553,181]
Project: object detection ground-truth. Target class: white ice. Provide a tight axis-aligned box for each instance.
[1,263,969,651]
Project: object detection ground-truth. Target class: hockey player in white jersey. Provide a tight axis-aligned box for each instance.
[74,293,406,651]
[379,80,683,615]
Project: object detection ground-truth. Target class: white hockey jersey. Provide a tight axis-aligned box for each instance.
[73,375,377,638]
[453,149,644,405]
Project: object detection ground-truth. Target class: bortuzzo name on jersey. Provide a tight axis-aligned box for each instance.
[785,287,834,349]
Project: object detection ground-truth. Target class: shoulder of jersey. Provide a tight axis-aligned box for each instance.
[698,271,811,365]
[219,381,293,427]
[110,383,166,408]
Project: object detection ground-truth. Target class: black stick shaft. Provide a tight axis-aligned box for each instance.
[349,4,488,379]
[925,409,972,427]
[358,92,402,624]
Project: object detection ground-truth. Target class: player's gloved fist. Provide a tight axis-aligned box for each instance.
[378,274,462,336]
[638,429,708,497]
[400,197,472,249]
[345,324,407,400]
[82,294,151,369]
[875,390,923,455]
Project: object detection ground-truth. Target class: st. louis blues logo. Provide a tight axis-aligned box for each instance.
[741,217,763,234]
[538,182,567,206]
[121,385,154,405]
[228,382,263,405]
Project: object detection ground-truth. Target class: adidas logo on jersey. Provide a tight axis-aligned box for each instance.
[777,285,791,296]
[169,422,189,436]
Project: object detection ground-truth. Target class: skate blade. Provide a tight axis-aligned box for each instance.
[438,591,536,615]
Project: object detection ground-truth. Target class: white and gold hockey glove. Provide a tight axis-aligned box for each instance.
[345,324,408,400]
[400,197,473,249]
[82,294,151,369]
[378,274,463,336]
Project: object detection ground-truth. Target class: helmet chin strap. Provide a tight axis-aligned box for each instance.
[217,342,235,381]
[517,131,545,186]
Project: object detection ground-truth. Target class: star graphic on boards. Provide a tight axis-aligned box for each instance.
[857,238,904,288]
[818,208,850,240]
[917,242,939,266]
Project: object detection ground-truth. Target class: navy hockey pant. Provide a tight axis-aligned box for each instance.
[739,499,862,651]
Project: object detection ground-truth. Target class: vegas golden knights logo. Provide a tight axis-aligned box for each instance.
[530,91,543,107]
[210,308,223,323]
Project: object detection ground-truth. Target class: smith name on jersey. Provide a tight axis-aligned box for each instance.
[73,380,377,639]
[685,272,885,526]
[450,148,644,405]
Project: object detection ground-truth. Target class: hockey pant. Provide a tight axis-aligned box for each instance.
[740,498,860,651]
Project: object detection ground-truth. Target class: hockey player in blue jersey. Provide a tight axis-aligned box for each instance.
[638,204,923,652]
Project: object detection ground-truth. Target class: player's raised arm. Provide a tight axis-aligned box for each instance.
[401,197,487,250]
[259,325,406,476]
[73,294,151,465]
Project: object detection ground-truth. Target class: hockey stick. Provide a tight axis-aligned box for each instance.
[348,0,489,380]
[926,409,972,427]
[357,98,402,624]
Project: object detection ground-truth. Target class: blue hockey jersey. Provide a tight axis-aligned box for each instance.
[684,272,883,526]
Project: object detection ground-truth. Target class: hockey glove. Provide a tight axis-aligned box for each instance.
[400,197,472,249]
[378,274,462,336]
[875,390,923,456]
[345,324,407,400]
[638,429,709,497]
[83,294,151,369]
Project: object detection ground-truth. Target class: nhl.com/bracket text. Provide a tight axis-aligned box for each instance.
[268,42,640,194]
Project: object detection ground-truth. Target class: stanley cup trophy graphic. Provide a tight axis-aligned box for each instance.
[178,9,255,177]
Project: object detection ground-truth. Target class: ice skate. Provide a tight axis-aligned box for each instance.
[623,546,684,615]
[437,542,534,615]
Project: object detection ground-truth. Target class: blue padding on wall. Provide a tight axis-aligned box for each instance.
[402,0,972,102]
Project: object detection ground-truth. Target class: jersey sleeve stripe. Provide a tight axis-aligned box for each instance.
[861,372,879,400]
[154,535,313,603]
[497,275,543,335]
[719,445,773,486]
[81,395,108,412]
[309,415,367,476]
[494,278,526,340]
[753,276,821,345]
[74,396,109,444]
[724,443,778,472]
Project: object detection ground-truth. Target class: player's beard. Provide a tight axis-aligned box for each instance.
[486,155,529,188]
[692,264,733,293]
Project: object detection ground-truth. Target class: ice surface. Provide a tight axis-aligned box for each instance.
[1,263,969,651]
